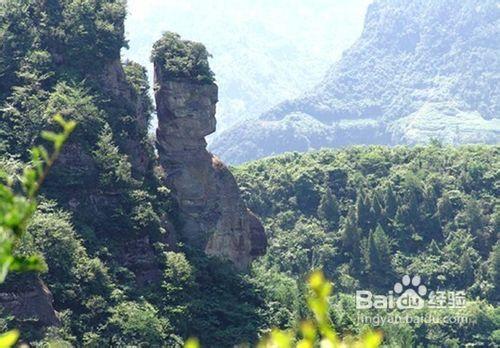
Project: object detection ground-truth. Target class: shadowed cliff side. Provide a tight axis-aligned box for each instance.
[153,33,267,270]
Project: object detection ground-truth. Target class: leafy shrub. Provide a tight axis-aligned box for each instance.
[93,124,134,188]
[123,60,154,126]
[151,32,215,84]
[0,0,127,90]
[45,82,105,148]
[107,301,172,346]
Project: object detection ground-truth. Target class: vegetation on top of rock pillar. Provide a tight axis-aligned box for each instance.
[151,31,215,84]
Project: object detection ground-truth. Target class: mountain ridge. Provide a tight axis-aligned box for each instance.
[210,0,500,164]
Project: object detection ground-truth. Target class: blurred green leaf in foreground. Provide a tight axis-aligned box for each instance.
[0,115,75,347]
[186,270,382,348]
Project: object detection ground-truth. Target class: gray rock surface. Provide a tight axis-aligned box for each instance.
[155,64,266,270]
[0,277,60,327]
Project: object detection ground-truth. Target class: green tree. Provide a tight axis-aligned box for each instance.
[45,82,105,147]
[371,194,383,224]
[364,224,392,288]
[268,219,336,276]
[459,252,474,288]
[437,193,454,222]
[123,60,154,126]
[340,211,362,272]
[355,191,371,230]
[294,173,320,216]
[161,252,195,334]
[0,51,51,158]
[487,244,500,301]
[393,204,413,247]
[462,200,488,252]
[0,115,75,346]
[0,0,127,89]
[317,188,340,230]
[0,115,75,281]
[248,264,299,330]
[428,239,441,255]
[21,202,113,336]
[384,184,397,219]
[340,212,361,255]
[234,145,499,345]
[257,271,382,348]
[93,124,134,188]
[107,301,172,347]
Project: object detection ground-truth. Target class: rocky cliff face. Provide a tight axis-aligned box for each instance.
[155,65,267,270]
[99,59,152,179]
[45,57,164,285]
[0,276,60,329]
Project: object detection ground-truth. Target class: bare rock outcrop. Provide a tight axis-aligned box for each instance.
[154,57,267,270]
[0,276,60,328]
[99,59,152,179]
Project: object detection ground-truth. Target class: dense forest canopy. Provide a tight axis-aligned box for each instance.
[234,145,499,346]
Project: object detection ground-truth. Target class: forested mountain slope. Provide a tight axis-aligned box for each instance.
[211,0,500,164]
[0,1,265,346]
[234,144,499,346]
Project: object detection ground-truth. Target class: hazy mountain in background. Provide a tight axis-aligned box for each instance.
[211,0,500,164]
[124,0,371,132]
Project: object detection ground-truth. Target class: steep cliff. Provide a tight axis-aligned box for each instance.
[44,58,164,289]
[153,33,267,270]
[0,0,168,339]
[211,0,500,164]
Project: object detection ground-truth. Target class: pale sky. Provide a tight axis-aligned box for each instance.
[123,0,372,132]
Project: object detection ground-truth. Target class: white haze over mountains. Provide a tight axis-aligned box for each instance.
[208,0,500,164]
[123,0,372,134]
